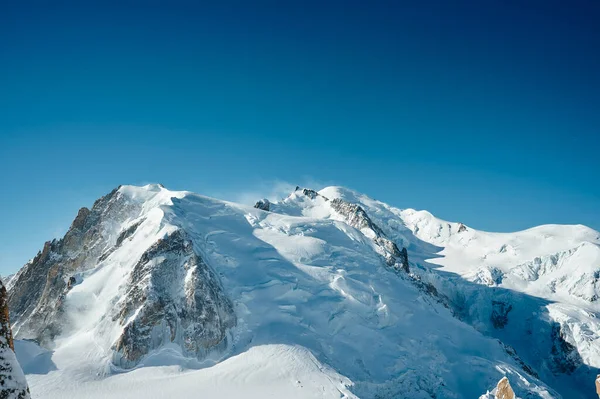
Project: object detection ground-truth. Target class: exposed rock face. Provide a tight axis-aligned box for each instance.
[300,188,320,199]
[549,323,582,374]
[0,283,14,353]
[491,300,513,329]
[7,187,135,343]
[595,374,600,398]
[7,186,238,370]
[398,247,410,273]
[495,377,515,399]
[113,230,236,368]
[0,281,30,399]
[458,223,467,233]
[329,198,408,271]
[500,342,539,379]
[115,219,144,247]
[329,198,377,232]
[254,199,270,211]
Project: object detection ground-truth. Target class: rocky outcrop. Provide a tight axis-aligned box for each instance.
[7,186,237,371]
[500,342,539,379]
[0,281,30,399]
[549,323,582,374]
[495,377,515,399]
[398,247,409,273]
[458,223,467,233]
[254,199,270,212]
[491,300,513,329]
[329,198,408,271]
[0,283,14,355]
[7,186,137,343]
[300,188,320,200]
[113,230,236,368]
[480,377,516,399]
[595,374,600,398]
[115,219,144,247]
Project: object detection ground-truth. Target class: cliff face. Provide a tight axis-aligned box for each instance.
[7,187,131,343]
[6,185,236,370]
[0,281,30,399]
[112,230,235,367]
[495,377,516,399]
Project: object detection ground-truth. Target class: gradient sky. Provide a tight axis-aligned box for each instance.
[1,1,599,275]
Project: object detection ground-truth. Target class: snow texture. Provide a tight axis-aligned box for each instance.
[6,184,600,399]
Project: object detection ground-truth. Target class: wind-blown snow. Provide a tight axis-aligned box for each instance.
[10,184,600,399]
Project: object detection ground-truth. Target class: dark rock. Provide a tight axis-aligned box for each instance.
[491,301,512,329]
[7,186,135,344]
[113,230,236,368]
[500,341,539,378]
[330,197,408,272]
[0,284,14,352]
[330,198,376,232]
[70,207,90,231]
[301,188,319,199]
[458,223,467,233]
[549,323,582,374]
[254,199,271,212]
[67,276,77,290]
[398,247,410,273]
[0,281,30,399]
[116,219,144,247]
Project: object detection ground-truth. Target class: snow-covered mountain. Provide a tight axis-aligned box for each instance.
[0,279,30,399]
[6,184,599,398]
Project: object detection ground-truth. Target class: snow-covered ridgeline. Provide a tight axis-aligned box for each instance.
[5,184,599,399]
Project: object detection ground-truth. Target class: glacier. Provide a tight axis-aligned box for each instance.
[4,184,599,398]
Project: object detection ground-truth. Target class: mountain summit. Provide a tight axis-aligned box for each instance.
[6,184,600,398]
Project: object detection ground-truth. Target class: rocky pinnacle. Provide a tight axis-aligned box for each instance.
[0,280,30,399]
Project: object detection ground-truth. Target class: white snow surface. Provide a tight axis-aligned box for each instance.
[24,344,355,399]
[12,184,600,398]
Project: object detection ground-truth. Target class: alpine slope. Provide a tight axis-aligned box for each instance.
[5,184,599,398]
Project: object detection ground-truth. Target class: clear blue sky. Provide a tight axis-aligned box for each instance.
[1,1,599,274]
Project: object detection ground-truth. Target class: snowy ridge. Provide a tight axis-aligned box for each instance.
[7,184,600,398]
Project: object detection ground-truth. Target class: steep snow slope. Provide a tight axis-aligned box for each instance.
[7,184,598,398]
[310,186,600,398]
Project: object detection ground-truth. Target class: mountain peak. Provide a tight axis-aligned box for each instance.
[5,184,599,399]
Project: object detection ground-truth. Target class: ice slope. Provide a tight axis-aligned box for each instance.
[166,191,554,398]
[8,184,596,398]
[307,186,600,398]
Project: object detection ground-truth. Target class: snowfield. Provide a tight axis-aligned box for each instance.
[23,344,356,399]
[7,184,600,398]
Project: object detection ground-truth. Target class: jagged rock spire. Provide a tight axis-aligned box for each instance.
[495,377,515,399]
[254,199,270,211]
[0,280,30,399]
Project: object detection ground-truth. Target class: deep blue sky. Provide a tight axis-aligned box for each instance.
[1,1,599,274]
